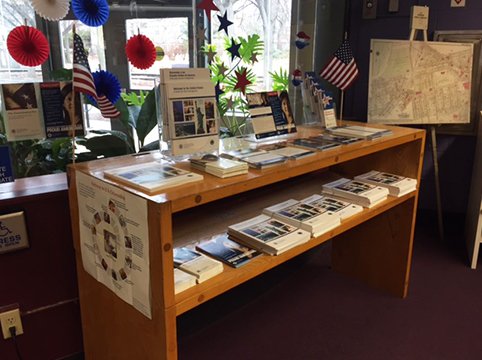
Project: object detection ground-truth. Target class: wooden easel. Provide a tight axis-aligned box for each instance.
[409,6,444,240]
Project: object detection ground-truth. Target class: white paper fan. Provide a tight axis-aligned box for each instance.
[31,0,70,21]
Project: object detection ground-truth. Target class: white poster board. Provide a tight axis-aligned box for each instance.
[76,171,151,318]
[368,39,473,124]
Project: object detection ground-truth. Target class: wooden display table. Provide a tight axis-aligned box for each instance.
[68,122,425,360]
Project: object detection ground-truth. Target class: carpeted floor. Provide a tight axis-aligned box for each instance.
[177,213,482,360]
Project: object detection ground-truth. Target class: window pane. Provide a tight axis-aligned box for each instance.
[126,18,189,90]
[0,0,42,83]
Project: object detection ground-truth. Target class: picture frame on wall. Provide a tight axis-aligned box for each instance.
[434,30,482,136]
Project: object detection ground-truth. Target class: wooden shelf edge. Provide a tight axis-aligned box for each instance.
[173,192,416,316]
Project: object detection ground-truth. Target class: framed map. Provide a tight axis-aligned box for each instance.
[368,39,474,125]
[434,30,482,136]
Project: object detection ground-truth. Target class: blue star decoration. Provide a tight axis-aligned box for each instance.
[226,38,241,61]
[215,81,224,102]
[217,11,233,35]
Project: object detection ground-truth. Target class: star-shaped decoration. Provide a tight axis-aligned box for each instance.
[250,52,258,64]
[217,11,233,35]
[226,96,234,110]
[217,62,228,76]
[226,38,241,61]
[204,46,217,63]
[234,68,251,94]
[197,0,219,20]
[215,81,224,102]
[196,25,207,42]
[22,94,30,100]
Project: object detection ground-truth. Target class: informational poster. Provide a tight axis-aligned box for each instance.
[40,82,84,138]
[0,145,14,184]
[76,171,151,319]
[1,83,45,141]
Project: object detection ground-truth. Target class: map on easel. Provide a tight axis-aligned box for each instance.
[368,39,474,124]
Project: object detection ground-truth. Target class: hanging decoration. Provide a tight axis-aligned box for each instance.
[226,38,241,61]
[197,0,219,20]
[155,46,165,62]
[292,69,303,86]
[295,31,311,49]
[233,68,251,94]
[72,0,110,27]
[7,25,50,67]
[87,70,122,106]
[31,0,70,21]
[125,34,156,70]
[217,11,233,35]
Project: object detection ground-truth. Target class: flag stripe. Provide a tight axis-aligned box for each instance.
[319,40,358,91]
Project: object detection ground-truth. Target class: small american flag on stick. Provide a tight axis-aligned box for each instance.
[319,40,359,91]
[73,33,120,118]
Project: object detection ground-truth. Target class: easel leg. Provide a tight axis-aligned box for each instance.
[430,126,444,240]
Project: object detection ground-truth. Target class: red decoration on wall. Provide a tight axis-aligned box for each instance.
[197,0,219,20]
[125,34,157,70]
[7,25,50,67]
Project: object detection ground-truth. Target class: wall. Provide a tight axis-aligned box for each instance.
[0,175,82,360]
[344,0,481,213]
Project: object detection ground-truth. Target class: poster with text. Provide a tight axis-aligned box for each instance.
[0,145,14,183]
[76,171,151,319]
[1,83,45,141]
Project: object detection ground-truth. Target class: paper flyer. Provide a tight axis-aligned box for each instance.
[75,171,151,319]
[0,145,14,184]
[1,83,45,141]
[40,81,84,138]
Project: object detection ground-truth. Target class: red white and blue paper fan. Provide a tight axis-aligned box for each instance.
[72,0,110,27]
[7,25,50,67]
[125,34,156,70]
[295,31,311,49]
[292,69,303,86]
[31,0,70,21]
[87,70,121,106]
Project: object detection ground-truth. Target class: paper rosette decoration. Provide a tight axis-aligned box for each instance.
[7,25,50,67]
[87,70,121,105]
[125,34,156,70]
[31,0,70,21]
[72,0,110,27]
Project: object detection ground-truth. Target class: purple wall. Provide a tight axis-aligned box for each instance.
[345,0,480,213]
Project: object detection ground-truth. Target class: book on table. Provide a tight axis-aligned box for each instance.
[189,155,248,178]
[299,194,363,221]
[220,149,286,169]
[314,133,363,145]
[291,137,341,151]
[104,162,204,195]
[174,268,197,294]
[263,198,340,237]
[322,178,389,208]
[354,170,417,197]
[173,247,223,283]
[256,142,315,159]
[196,234,261,268]
[324,125,392,140]
[227,214,311,255]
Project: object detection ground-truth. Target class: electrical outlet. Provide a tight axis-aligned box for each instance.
[0,308,23,339]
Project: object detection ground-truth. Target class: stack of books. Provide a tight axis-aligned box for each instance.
[322,178,389,208]
[103,162,204,195]
[292,137,341,151]
[325,125,392,140]
[174,268,197,294]
[299,194,363,221]
[228,214,311,255]
[354,170,417,197]
[263,198,340,237]
[265,145,315,159]
[189,155,249,178]
[173,247,223,283]
[312,133,363,145]
[196,234,261,268]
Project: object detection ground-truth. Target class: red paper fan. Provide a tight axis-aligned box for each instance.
[125,34,156,70]
[7,26,50,67]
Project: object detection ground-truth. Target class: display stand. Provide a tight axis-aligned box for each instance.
[408,6,444,240]
[68,122,425,360]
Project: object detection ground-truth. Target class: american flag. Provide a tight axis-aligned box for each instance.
[73,33,120,118]
[319,40,359,91]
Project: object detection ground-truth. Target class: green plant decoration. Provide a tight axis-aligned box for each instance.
[269,68,289,91]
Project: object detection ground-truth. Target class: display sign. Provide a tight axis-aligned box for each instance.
[0,146,14,184]
[0,212,29,254]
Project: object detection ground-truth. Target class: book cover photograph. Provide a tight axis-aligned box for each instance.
[300,194,363,221]
[354,170,417,196]
[173,247,223,283]
[322,178,389,207]
[104,162,203,195]
[196,234,260,268]
[171,98,218,139]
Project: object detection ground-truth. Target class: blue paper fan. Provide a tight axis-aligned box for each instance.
[72,0,110,27]
[87,70,121,106]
